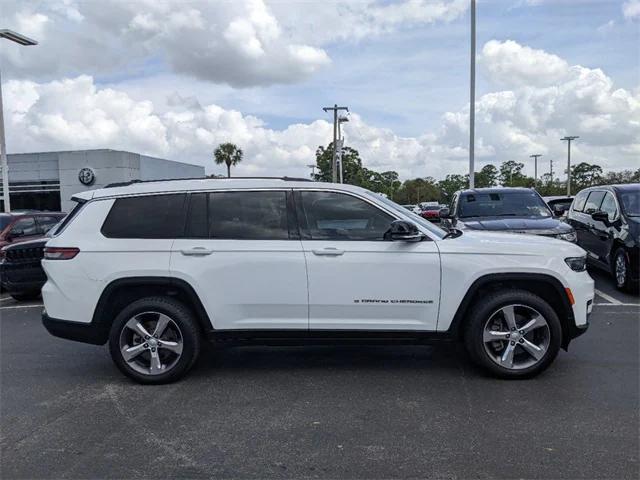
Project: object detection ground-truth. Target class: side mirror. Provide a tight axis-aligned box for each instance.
[384,220,424,242]
[591,211,609,224]
[439,207,451,219]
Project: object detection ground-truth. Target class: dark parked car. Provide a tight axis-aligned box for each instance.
[566,184,639,292]
[0,237,48,301]
[440,187,577,242]
[0,212,65,249]
[544,196,574,217]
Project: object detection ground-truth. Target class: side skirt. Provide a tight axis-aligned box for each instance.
[206,330,457,347]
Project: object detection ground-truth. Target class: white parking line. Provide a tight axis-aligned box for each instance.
[595,289,624,305]
[0,304,44,310]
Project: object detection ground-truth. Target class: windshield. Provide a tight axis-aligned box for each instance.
[365,192,447,239]
[619,189,640,217]
[459,191,551,218]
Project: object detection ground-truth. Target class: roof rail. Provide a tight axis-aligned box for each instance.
[104,176,314,188]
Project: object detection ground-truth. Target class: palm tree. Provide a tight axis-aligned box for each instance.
[214,143,243,178]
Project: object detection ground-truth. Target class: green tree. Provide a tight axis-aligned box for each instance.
[438,174,468,199]
[314,143,399,198]
[395,177,441,204]
[475,164,499,188]
[214,142,243,178]
[570,162,603,192]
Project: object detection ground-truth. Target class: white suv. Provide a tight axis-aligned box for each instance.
[41,178,594,383]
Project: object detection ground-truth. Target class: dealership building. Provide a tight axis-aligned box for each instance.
[1,149,205,212]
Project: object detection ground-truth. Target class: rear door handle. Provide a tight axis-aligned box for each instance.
[312,248,345,256]
[180,247,213,256]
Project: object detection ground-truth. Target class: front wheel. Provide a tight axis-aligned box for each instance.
[464,290,562,379]
[108,297,201,384]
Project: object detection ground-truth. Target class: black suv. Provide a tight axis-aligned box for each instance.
[566,184,639,292]
[440,187,577,243]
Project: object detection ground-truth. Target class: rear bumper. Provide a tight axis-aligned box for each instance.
[42,311,108,345]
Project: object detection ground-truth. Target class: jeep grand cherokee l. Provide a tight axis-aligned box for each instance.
[41,178,593,384]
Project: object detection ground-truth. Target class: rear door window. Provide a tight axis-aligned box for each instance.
[185,191,292,240]
[36,216,63,234]
[583,191,606,214]
[101,194,187,239]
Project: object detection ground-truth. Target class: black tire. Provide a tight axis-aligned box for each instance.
[612,248,637,293]
[10,290,41,302]
[463,289,562,379]
[109,296,201,384]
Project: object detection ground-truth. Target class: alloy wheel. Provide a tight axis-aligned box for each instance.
[119,311,184,376]
[482,304,551,370]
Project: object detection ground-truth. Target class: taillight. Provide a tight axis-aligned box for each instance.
[44,247,80,260]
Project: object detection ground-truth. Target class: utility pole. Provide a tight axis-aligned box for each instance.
[549,159,554,185]
[561,136,579,196]
[322,104,349,183]
[468,0,476,189]
[530,154,542,188]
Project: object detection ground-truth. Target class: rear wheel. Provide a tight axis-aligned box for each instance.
[464,290,562,379]
[612,248,636,292]
[109,297,201,384]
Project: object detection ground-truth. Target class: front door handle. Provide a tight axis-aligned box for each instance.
[180,247,213,256]
[312,248,345,256]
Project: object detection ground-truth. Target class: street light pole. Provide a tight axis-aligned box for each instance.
[529,154,542,188]
[561,136,579,196]
[468,0,476,189]
[337,115,349,184]
[0,29,38,212]
[322,104,348,183]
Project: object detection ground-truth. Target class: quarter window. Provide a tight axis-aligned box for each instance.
[185,191,290,240]
[101,194,187,239]
[299,191,393,241]
[599,192,617,221]
[583,191,606,214]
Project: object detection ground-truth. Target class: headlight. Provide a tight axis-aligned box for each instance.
[565,256,587,272]
[558,231,577,243]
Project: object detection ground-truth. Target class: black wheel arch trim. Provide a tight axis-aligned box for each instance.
[445,272,579,349]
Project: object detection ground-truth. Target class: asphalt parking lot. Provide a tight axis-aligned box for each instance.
[1,274,638,479]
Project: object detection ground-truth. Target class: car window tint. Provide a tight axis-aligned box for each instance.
[300,191,393,241]
[101,194,187,239]
[10,217,37,236]
[583,191,606,214]
[208,191,289,240]
[600,192,617,221]
[186,193,208,238]
[572,190,589,212]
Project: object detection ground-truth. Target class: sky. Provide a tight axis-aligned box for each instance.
[1,0,638,180]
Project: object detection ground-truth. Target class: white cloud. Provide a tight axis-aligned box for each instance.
[623,1,640,19]
[0,0,467,87]
[5,37,639,182]
[480,40,569,87]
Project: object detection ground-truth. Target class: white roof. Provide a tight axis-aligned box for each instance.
[73,178,366,201]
